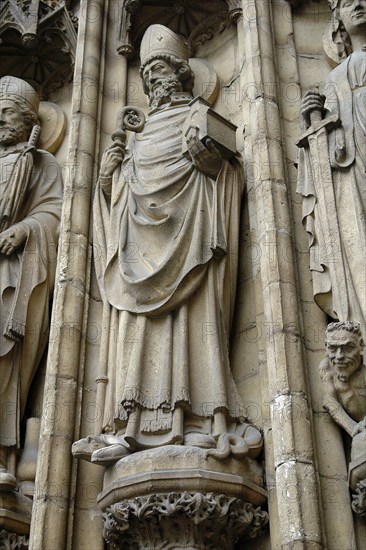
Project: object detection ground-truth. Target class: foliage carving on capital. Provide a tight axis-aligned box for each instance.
[0,530,29,550]
[352,480,366,518]
[103,492,269,549]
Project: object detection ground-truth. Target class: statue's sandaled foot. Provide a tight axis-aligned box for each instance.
[0,467,17,491]
[91,442,130,467]
[72,434,121,462]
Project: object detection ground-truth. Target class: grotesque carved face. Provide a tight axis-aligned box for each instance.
[142,59,183,109]
[0,100,28,146]
[339,0,366,36]
[326,329,363,382]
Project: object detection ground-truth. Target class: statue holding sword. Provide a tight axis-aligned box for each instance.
[297,0,366,335]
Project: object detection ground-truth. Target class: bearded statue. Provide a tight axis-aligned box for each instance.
[0,77,63,490]
[73,25,263,465]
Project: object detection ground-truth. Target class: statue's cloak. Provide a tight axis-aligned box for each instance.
[0,147,62,446]
[95,103,235,315]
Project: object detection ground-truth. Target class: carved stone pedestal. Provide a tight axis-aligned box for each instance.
[98,446,268,549]
[0,489,32,548]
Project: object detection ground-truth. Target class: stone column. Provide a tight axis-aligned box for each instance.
[69,17,130,550]
[240,0,324,547]
[29,1,106,548]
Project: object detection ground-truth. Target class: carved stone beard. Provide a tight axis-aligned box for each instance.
[332,357,362,383]
[0,121,28,147]
[148,76,184,109]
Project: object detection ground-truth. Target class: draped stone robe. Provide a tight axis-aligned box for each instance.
[0,145,62,447]
[297,50,366,335]
[94,100,245,448]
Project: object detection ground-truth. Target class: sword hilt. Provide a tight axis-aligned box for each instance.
[309,109,322,126]
[296,113,341,149]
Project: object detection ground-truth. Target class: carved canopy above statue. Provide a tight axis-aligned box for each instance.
[116,0,241,58]
[0,0,77,97]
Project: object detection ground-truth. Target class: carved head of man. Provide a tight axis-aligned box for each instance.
[329,0,366,57]
[139,25,194,109]
[325,321,364,382]
[0,77,39,146]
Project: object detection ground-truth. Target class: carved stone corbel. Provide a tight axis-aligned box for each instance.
[96,445,268,549]
[319,322,366,520]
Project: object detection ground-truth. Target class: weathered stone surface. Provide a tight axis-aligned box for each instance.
[352,480,366,519]
[96,444,268,548]
[0,489,32,536]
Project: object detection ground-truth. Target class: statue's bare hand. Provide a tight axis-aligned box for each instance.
[0,224,28,255]
[187,137,223,179]
[99,143,125,178]
[301,90,325,126]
